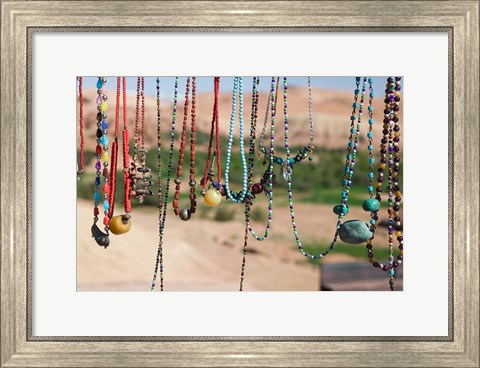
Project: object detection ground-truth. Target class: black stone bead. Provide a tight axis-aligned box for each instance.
[96,129,103,138]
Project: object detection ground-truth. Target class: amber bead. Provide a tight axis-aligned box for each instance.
[109,215,131,235]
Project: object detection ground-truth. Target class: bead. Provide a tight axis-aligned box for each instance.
[102,168,109,177]
[94,207,99,216]
[180,208,191,221]
[101,136,108,146]
[96,129,103,138]
[94,192,100,202]
[103,216,110,226]
[204,188,222,206]
[96,145,102,155]
[362,198,380,212]
[101,151,109,161]
[333,204,349,215]
[102,120,108,130]
[252,183,263,194]
[103,183,110,194]
[109,215,132,235]
[338,220,373,244]
[96,79,103,89]
[95,161,101,170]
[95,176,101,186]
[103,200,110,211]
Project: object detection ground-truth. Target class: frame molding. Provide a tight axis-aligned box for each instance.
[1,1,478,366]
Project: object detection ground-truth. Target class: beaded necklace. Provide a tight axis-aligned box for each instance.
[151,77,179,291]
[91,77,110,248]
[224,77,248,203]
[239,76,272,291]
[130,77,153,203]
[108,77,132,235]
[282,77,374,260]
[173,77,197,221]
[245,77,276,241]
[201,77,224,206]
[77,77,84,176]
[365,77,403,291]
[260,77,314,181]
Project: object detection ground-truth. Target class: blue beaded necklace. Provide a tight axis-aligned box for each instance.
[224,77,248,203]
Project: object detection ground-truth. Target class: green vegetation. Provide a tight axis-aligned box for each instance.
[213,206,236,222]
[77,143,402,210]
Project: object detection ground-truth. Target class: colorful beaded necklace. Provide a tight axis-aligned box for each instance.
[224,77,249,203]
[173,77,197,221]
[151,77,179,291]
[260,77,314,180]
[201,77,224,207]
[108,77,132,235]
[281,77,374,260]
[91,77,110,248]
[77,77,84,176]
[130,77,153,203]
[365,76,403,291]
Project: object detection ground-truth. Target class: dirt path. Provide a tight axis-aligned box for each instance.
[77,198,390,291]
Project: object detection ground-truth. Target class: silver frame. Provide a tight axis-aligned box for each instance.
[1,1,478,366]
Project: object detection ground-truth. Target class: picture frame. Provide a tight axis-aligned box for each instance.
[1,1,478,366]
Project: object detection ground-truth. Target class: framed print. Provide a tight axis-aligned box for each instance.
[1,1,479,367]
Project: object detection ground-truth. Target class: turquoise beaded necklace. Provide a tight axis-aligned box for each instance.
[283,77,375,260]
[224,77,248,203]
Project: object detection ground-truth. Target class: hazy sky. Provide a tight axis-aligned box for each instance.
[80,76,399,98]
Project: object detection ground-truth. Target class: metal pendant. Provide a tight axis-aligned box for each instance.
[91,223,110,248]
[180,208,191,221]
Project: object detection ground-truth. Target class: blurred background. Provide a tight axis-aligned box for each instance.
[76,76,403,291]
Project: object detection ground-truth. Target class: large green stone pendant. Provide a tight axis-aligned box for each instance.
[338,220,373,244]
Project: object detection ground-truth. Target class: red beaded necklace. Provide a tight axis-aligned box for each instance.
[108,77,132,235]
[173,77,197,221]
[201,77,224,206]
[77,77,84,176]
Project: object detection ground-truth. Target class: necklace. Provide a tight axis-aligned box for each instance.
[245,76,275,241]
[224,77,248,203]
[173,77,197,221]
[91,77,110,248]
[130,77,153,203]
[261,77,314,181]
[77,77,84,176]
[201,77,224,206]
[365,76,403,291]
[239,76,269,291]
[151,77,179,291]
[108,77,132,235]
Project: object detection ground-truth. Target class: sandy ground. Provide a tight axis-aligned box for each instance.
[77,196,395,291]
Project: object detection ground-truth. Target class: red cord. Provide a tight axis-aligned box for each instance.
[78,77,84,173]
[202,77,221,188]
[122,77,131,213]
[108,77,121,218]
[141,77,145,148]
[214,77,221,182]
